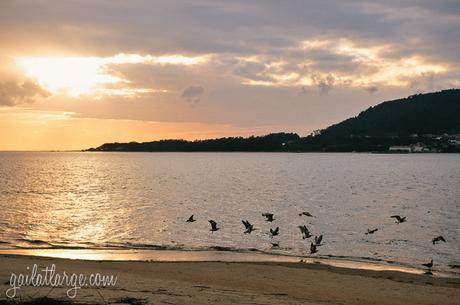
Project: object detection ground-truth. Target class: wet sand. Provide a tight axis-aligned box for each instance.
[1,254,460,305]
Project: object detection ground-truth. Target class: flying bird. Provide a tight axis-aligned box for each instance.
[186,215,196,223]
[391,215,407,223]
[298,225,312,239]
[262,213,275,222]
[314,235,323,246]
[432,236,446,244]
[365,228,378,235]
[299,211,314,217]
[242,220,254,234]
[270,227,279,237]
[310,242,318,254]
[422,259,433,269]
[208,220,219,232]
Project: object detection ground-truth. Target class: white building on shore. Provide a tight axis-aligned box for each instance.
[389,146,412,152]
[389,144,430,153]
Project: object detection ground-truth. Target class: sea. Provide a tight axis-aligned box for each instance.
[0,152,459,274]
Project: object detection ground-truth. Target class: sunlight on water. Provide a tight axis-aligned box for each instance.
[0,152,459,274]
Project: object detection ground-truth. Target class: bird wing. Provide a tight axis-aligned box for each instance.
[310,242,317,252]
[440,236,446,242]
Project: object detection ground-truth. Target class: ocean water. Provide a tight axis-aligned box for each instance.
[0,152,459,273]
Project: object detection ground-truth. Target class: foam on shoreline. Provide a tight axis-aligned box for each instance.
[1,248,458,279]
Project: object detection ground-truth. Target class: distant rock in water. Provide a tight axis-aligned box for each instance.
[87,89,460,153]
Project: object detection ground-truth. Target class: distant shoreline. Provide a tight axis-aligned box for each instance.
[1,150,459,154]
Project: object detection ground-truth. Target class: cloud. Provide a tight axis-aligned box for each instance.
[228,38,448,93]
[2,1,459,63]
[0,57,49,106]
[0,79,49,106]
[181,86,204,103]
[13,54,206,98]
[311,74,335,95]
[0,1,457,94]
[233,60,272,82]
[0,0,459,141]
[363,85,379,94]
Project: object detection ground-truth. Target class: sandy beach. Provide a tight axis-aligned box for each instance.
[1,254,459,305]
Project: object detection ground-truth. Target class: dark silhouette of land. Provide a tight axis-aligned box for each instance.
[87,89,460,153]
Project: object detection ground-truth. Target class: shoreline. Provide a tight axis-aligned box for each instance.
[0,248,458,279]
[1,253,460,305]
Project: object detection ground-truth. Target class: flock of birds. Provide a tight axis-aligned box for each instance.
[365,215,446,274]
[185,212,447,274]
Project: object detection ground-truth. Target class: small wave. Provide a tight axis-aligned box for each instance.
[324,254,384,262]
[14,239,93,250]
[208,246,236,252]
[18,239,52,246]
[100,242,185,251]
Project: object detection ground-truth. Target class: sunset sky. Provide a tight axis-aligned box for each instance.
[1,0,459,150]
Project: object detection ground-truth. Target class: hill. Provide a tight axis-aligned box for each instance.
[300,89,460,152]
[87,89,460,152]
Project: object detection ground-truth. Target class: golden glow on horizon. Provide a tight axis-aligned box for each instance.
[14,53,208,97]
[0,109,260,151]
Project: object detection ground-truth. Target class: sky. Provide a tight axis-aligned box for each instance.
[0,0,459,150]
